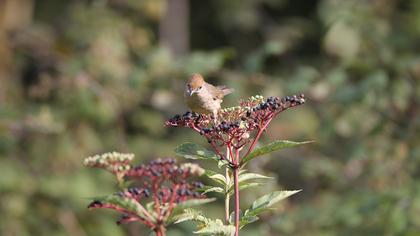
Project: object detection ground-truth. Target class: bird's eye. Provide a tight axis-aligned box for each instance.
[198,86,202,89]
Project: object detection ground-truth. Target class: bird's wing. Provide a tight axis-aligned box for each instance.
[216,85,234,96]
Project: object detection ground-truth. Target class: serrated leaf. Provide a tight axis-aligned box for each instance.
[194,219,235,236]
[238,172,272,183]
[241,140,313,165]
[227,182,265,196]
[244,190,301,218]
[173,208,210,224]
[238,190,301,228]
[201,186,224,195]
[239,215,259,228]
[174,209,235,236]
[218,159,230,169]
[209,174,227,186]
[145,201,155,213]
[176,198,216,209]
[228,210,243,225]
[205,170,227,186]
[228,172,272,193]
[94,194,154,221]
[175,143,219,161]
[168,198,216,223]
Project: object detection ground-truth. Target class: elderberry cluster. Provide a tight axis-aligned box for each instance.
[126,158,204,180]
[115,187,151,200]
[86,157,206,227]
[166,111,210,129]
[125,159,205,204]
[240,94,305,123]
[166,94,306,149]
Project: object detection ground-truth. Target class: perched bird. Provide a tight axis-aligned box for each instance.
[184,74,233,117]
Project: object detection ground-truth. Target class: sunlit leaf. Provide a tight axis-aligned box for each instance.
[238,172,272,183]
[205,170,227,186]
[174,208,235,236]
[172,208,209,224]
[201,186,225,195]
[228,182,265,195]
[240,190,301,228]
[218,159,230,169]
[169,198,216,222]
[194,219,235,236]
[249,190,301,214]
[228,172,272,193]
[92,194,154,221]
[175,198,216,210]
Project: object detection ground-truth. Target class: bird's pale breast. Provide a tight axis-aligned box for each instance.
[185,92,221,114]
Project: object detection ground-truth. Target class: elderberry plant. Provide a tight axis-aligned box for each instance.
[84,153,213,236]
[166,94,310,236]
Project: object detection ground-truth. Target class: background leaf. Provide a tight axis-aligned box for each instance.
[175,143,219,161]
[241,140,313,165]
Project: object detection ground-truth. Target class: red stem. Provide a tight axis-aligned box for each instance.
[233,166,240,236]
[154,225,165,236]
[153,182,161,217]
[232,146,241,235]
[241,115,274,165]
[163,184,179,220]
[227,143,234,163]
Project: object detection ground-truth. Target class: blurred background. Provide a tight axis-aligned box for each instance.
[0,0,419,235]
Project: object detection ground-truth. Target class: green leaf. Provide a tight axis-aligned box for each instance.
[228,172,272,194]
[175,198,216,210]
[94,194,154,221]
[201,186,224,195]
[175,143,219,161]
[238,172,273,183]
[249,190,301,214]
[231,208,259,229]
[205,170,227,186]
[168,198,216,223]
[208,174,227,185]
[174,209,235,236]
[240,190,301,228]
[172,208,209,224]
[239,215,259,228]
[228,210,243,225]
[228,182,265,196]
[241,140,313,165]
[194,219,235,236]
[218,159,230,169]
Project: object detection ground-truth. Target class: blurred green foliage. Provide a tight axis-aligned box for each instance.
[0,0,419,235]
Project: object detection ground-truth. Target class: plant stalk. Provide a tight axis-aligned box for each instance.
[225,167,230,223]
[225,146,230,223]
[154,225,165,236]
[233,166,240,236]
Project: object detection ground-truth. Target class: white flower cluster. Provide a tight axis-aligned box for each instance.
[84,152,134,167]
[180,163,205,176]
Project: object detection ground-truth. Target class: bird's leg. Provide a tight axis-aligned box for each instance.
[212,110,219,125]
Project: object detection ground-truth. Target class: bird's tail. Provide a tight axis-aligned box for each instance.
[217,86,234,96]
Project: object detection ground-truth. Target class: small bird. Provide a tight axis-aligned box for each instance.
[184,74,233,117]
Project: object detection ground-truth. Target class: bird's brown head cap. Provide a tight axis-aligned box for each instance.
[188,73,205,90]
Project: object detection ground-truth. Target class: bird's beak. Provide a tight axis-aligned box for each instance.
[187,88,195,96]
